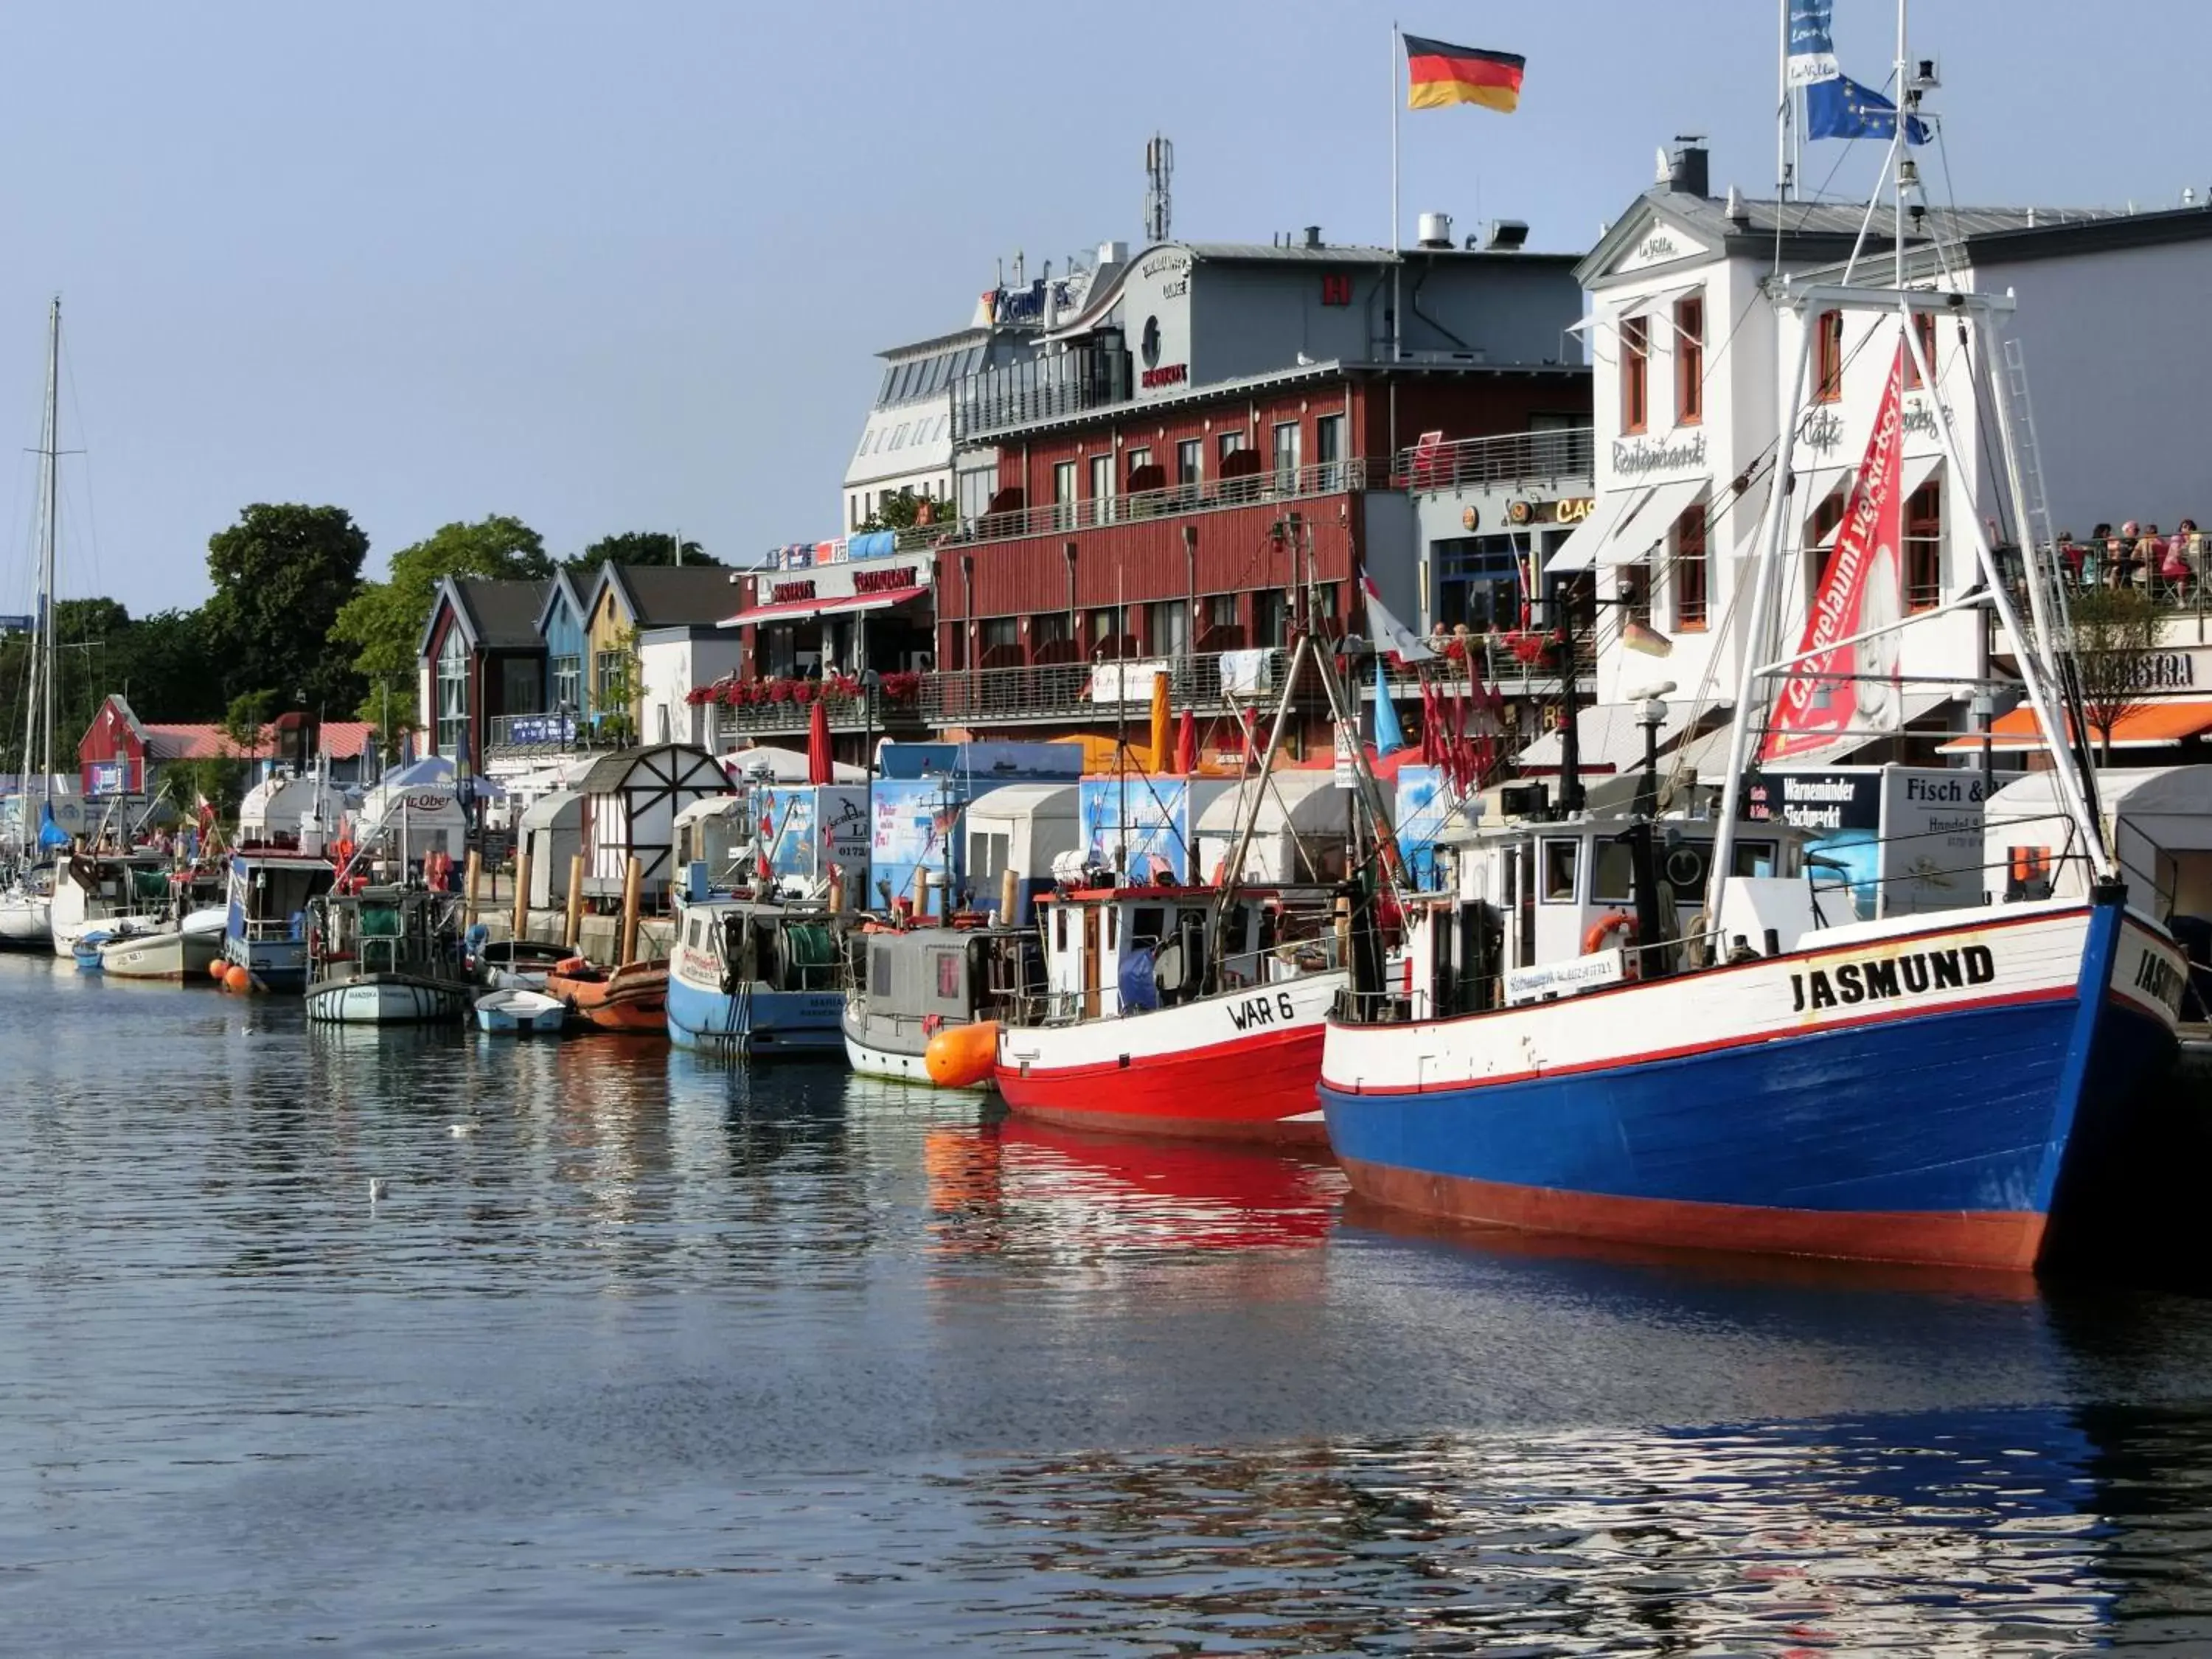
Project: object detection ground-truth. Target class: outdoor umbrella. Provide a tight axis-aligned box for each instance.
[807,696,834,785]
[1173,708,1197,774]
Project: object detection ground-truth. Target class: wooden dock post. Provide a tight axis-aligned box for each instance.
[512,846,532,942]
[619,855,642,966]
[564,854,585,950]
[1000,866,1018,928]
[463,849,482,928]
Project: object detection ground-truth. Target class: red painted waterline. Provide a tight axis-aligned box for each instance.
[997,1023,1329,1146]
[1337,1155,2047,1273]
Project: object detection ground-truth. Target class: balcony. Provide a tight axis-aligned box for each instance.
[703,689,927,742]
[891,456,1384,557]
[484,712,623,759]
[919,641,1590,731]
[1394,427,1595,494]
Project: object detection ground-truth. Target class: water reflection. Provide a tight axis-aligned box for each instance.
[925,1116,1343,1259]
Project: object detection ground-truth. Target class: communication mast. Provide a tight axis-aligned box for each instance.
[1143,133,1174,244]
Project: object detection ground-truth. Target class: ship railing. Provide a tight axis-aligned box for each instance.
[1001,935,1342,1027]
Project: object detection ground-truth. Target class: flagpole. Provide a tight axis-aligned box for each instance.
[1775,0,1790,201]
[1389,21,1402,362]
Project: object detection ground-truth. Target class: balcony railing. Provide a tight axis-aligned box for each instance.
[484,712,625,757]
[890,457,1382,556]
[1394,427,1596,493]
[703,692,925,740]
[919,640,1588,730]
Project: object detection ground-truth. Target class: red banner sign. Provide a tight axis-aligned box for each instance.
[1763,338,1907,762]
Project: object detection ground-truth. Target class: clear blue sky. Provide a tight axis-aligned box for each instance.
[0,0,2202,615]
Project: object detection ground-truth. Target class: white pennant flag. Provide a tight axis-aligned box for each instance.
[1360,570,1436,661]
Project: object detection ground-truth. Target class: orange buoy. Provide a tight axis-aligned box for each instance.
[223,964,251,993]
[924,1020,998,1089]
[208,958,229,982]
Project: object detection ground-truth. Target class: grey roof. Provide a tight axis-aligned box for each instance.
[878,325,990,361]
[571,743,725,796]
[608,565,745,628]
[1581,184,2149,287]
[453,579,551,651]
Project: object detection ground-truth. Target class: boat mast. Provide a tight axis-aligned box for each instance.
[34,296,60,839]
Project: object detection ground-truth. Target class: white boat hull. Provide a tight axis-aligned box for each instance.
[100,928,222,981]
[844,1032,990,1089]
[306,975,470,1025]
[0,894,50,948]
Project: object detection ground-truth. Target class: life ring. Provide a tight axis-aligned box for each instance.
[1582,910,1637,956]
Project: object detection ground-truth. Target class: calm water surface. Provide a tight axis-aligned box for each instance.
[4,952,2212,1654]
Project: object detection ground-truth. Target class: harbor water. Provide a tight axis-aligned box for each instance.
[6,952,2212,1655]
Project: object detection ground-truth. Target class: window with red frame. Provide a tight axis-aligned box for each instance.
[1905,310,1938,390]
[1671,501,1708,629]
[1674,293,1704,425]
[1905,482,1942,610]
[1621,315,1649,434]
[1815,310,1845,402]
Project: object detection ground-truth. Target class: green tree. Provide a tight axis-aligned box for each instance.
[222,688,277,763]
[858,492,947,534]
[2067,586,2165,762]
[204,504,370,714]
[330,514,552,746]
[565,531,717,574]
[115,609,225,723]
[592,625,643,742]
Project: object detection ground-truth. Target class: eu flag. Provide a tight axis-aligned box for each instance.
[1806,74,1930,145]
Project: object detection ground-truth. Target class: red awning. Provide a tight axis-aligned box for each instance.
[715,588,919,629]
[1935,698,2212,753]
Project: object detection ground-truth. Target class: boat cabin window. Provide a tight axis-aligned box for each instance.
[871,942,893,998]
[1105,906,1118,950]
[1733,838,1779,877]
[1660,840,1711,900]
[1541,839,1580,902]
[1591,841,1634,905]
[687,918,703,950]
[1131,906,1166,948]
[932,949,961,1002]
[1054,907,1067,950]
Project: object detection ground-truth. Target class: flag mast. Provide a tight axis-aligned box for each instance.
[1389,21,1402,362]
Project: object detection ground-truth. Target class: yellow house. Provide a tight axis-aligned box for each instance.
[581,565,746,738]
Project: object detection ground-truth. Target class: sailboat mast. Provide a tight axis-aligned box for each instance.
[35,296,60,830]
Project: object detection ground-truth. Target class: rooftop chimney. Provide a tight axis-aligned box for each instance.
[1302,225,1324,249]
[1667,136,1709,198]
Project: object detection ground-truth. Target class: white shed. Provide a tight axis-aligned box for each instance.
[1194,772,1352,885]
[576,744,733,898]
[964,784,1079,922]
[521,789,585,909]
[1986,766,2212,920]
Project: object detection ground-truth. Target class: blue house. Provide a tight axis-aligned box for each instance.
[537,568,590,728]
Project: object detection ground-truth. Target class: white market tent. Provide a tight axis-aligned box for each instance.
[1985,766,2212,918]
[717,742,869,785]
[1193,771,1351,885]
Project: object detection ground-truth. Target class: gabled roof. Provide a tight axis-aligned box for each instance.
[590,564,744,630]
[138,720,380,762]
[1576,185,2126,289]
[417,576,552,659]
[534,566,591,636]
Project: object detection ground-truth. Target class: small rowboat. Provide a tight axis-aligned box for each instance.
[474,987,569,1034]
[544,958,668,1034]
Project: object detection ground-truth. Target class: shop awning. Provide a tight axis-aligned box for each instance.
[1599,476,1708,568]
[716,588,917,629]
[1544,490,1635,574]
[1935,698,2212,754]
[1514,698,1729,775]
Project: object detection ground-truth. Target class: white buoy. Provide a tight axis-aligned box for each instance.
[369,1178,389,1200]
[448,1123,479,1138]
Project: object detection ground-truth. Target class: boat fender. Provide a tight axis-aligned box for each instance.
[925,1020,996,1088]
[1582,910,1637,957]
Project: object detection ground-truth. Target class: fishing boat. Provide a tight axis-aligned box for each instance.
[49,850,173,959]
[1319,244,2185,1270]
[666,891,846,1055]
[989,621,1387,1141]
[543,959,669,1034]
[302,886,470,1024]
[0,863,54,950]
[220,848,336,992]
[100,907,227,981]
[841,919,1043,1087]
[473,987,568,1034]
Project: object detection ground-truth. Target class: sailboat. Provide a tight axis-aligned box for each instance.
[0,299,67,950]
[1319,172,2185,1269]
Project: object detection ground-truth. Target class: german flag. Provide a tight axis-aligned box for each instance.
[1404,34,1525,114]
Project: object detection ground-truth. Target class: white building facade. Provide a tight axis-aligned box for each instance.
[1549,142,2212,773]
